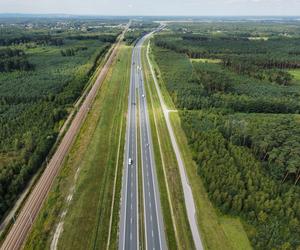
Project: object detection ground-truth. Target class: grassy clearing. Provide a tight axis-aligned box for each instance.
[190,58,222,64]
[143,41,195,250]
[290,69,300,84]
[220,217,252,250]
[0,152,18,168]
[24,44,131,250]
[248,37,269,41]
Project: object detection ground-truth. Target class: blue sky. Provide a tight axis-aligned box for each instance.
[0,0,300,16]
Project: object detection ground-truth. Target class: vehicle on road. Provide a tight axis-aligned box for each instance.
[128,158,133,165]
[142,94,145,98]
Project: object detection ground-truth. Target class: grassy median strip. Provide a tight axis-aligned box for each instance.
[24,44,131,250]
[142,41,195,250]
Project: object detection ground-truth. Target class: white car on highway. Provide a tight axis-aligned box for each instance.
[128,158,133,165]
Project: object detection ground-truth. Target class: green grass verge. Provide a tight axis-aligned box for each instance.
[24,44,131,250]
[143,64,178,249]
[142,41,195,250]
[220,217,252,250]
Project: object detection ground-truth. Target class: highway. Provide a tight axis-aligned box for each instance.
[119,33,166,250]
[0,24,129,250]
[119,42,139,250]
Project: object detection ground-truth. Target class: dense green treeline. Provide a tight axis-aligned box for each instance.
[124,30,147,45]
[124,21,159,45]
[0,42,111,99]
[67,34,118,43]
[0,35,64,47]
[154,32,300,84]
[153,45,300,113]
[152,21,300,249]
[168,21,300,38]
[0,20,119,222]
[155,34,300,63]
[181,111,300,182]
[180,110,300,250]
[0,33,119,47]
[123,30,146,45]
[0,48,34,72]
[0,102,58,216]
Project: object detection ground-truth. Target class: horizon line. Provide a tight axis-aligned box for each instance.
[0,13,300,18]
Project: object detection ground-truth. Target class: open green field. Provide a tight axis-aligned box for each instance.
[24,44,131,249]
[190,58,222,64]
[290,69,300,84]
[220,217,253,250]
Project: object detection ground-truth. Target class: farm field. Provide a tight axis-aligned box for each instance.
[0,18,121,227]
[151,21,300,250]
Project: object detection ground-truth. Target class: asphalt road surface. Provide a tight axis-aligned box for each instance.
[119,43,139,250]
[0,24,129,250]
[119,33,166,250]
